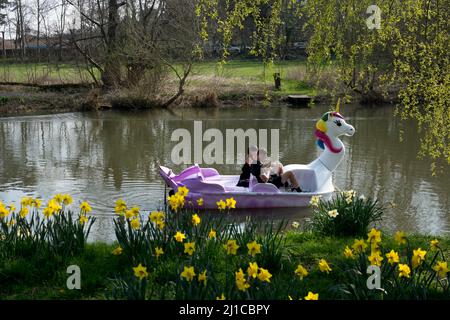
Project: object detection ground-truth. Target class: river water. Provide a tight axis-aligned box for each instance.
[0,104,448,242]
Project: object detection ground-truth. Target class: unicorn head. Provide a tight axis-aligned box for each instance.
[315,100,355,153]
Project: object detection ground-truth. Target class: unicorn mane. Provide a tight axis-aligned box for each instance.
[315,112,343,153]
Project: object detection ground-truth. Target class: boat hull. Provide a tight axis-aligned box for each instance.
[160,165,334,209]
[185,189,334,209]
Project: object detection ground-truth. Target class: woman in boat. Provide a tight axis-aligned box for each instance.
[236,145,258,187]
[252,148,302,192]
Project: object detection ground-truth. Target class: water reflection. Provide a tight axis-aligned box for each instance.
[0,104,448,242]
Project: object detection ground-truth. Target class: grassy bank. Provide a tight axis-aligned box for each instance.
[1,191,449,300]
[1,232,449,300]
[0,59,323,116]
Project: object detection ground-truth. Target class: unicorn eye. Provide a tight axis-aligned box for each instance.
[334,120,342,127]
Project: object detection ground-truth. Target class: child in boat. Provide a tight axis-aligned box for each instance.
[236,145,258,187]
[252,148,302,192]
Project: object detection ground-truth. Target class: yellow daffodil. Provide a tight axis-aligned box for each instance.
[224,239,239,255]
[130,218,140,230]
[48,199,62,213]
[156,220,165,230]
[174,231,186,243]
[62,194,73,206]
[309,195,321,207]
[367,228,382,244]
[125,210,135,220]
[398,264,411,278]
[149,211,165,224]
[430,239,440,251]
[115,199,127,214]
[198,270,207,285]
[352,239,368,253]
[247,262,259,279]
[216,199,226,210]
[80,201,92,213]
[318,259,332,274]
[226,197,236,209]
[184,242,196,256]
[235,268,250,291]
[0,204,9,219]
[368,251,383,267]
[257,268,272,283]
[43,207,54,218]
[216,294,226,300]
[19,207,29,218]
[129,206,139,216]
[295,264,308,280]
[327,209,339,218]
[192,214,201,226]
[304,292,319,300]
[53,194,64,204]
[197,198,204,206]
[433,261,449,279]
[394,231,407,245]
[247,240,261,256]
[133,264,148,280]
[181,266,196,282]
[235,268,245,282]
[412,248,427,268]
[168,193,185,212]
[343,246,354,259]
[208,229,217,239]
[155,247,164,259]
[9,204,16,213]
[112,246,123,255]
[177,186,189,197]
[386,250,400,265]
[79,215,88,226]
[21,197,33,207]
[32,198,42,208]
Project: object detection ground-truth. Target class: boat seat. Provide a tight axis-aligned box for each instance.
[284,164,329,192]
[248,174,281,193]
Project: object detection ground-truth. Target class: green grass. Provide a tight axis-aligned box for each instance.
[1,231,448,300]
[188,59,316,96]
[0,59,316,97]
[0,62,96,84]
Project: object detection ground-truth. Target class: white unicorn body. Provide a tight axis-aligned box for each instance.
[284,110,355,194]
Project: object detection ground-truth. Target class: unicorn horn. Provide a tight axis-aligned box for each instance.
[335,98,341,113]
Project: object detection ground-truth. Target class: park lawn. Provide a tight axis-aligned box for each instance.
[1,231,448,300]
[0,59,316,98]
[0,62,97,84]
[187,59,316,97]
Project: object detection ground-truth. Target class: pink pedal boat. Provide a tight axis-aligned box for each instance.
[159,106,355,209]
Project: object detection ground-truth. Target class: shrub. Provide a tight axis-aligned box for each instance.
[306,191,384,237]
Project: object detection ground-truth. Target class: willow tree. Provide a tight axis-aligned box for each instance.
[196,0,449,170]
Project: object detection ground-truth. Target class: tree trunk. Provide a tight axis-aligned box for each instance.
[101,0,121,88]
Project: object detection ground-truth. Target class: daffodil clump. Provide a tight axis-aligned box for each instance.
[109,186,300,300]
[336,228,450,299]
[307,190,384,237]
[0,195,95,260]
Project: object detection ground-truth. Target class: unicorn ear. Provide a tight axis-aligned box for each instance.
[335,98,341,113]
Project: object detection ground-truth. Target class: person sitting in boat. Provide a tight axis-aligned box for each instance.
[236,145,258,187]
[251,148,302,192]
